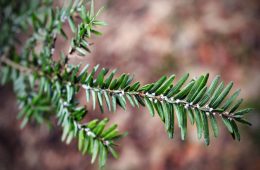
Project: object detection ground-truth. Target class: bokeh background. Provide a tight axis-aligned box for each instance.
[0,0,260,169]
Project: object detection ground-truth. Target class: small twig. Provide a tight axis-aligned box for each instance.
[0,57,32,73]
[0,55,5,70]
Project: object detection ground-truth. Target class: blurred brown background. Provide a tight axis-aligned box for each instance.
[1,0,260,169]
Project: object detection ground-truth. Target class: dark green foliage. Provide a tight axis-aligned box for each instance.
[0,0,253,168]
[56,63,251,146]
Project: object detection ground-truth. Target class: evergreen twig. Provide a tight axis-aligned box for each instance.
[0,0,253,168]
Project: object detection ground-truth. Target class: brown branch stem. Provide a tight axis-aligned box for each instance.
[0,57,32,73]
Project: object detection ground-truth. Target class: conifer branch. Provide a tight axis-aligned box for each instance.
[0,0,253,168]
